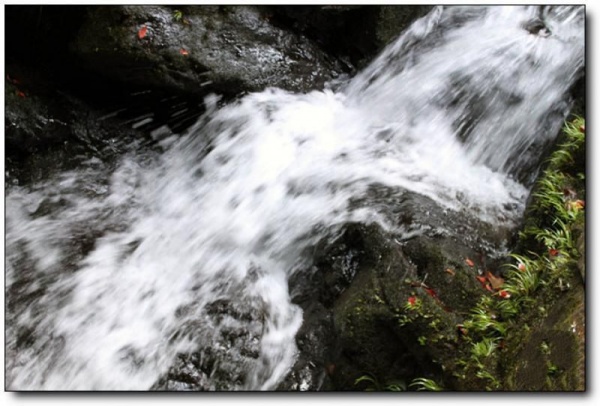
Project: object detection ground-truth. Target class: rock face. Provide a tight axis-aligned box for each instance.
[275,189,517,391]
[269,5,433,69]
[71,5,345,96]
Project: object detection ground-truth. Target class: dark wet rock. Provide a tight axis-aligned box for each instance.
[524,19,551,36]
[321,224,460,390]
[5,80,71,157]
[71,5,345,96]
[280,187,520,390]
[5,71,146,187]
[270,5,432,69]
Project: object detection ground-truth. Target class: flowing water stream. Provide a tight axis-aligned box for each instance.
[5,5,584,390]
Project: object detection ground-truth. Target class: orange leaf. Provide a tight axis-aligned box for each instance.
[16,90,26,98]
[518,263,526,272]
[484,283,494,292]
[486,271,504,290]
[476,275,487,284]
[444,268,455,276]
[465,258,475,267]
[179,48,189,56]
[138,25,148,39]
[579,124,585,133]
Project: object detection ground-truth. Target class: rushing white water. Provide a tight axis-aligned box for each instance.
[5,6,584,390]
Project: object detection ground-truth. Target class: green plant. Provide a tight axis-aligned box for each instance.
[355,374,407,391]
[503,254,541,297]
[354,374,380,391]
[547,362,559,376]
[409,377,443,391]
[471,337,498,361]
[475,368,501,390]
[465,305,507,337]
[173,9,183,21]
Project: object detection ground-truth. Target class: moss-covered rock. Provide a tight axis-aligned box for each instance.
[313,223,478,390]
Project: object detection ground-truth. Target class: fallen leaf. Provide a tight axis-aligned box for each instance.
[407,296,417,306]
[486,271,504,290]
[179,48,189,56]
[465,258,475,267]
[579,124,585,133]
[457,325,468,336]
[476,275,487,284]
[16,90,26,98]
[484,283,493,292]
[498,290,511,299]
[573,200,585,209]
[444,268,455,276]
[424,287,437,298]
[518,263,526,272]
[548,248,559,257]
[138,25,148,39]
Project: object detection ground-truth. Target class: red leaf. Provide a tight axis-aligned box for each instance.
[498,290,511,299]
[407,296,417,306]
[484,283,493,292]
[424,287,437,298]
[16,90,26,98]
[179,48,189,56]
[476,275,487,284]
[518,263,526,272]
[549,248,559,257]
[465,258,475,267]
[579,124,585,133]
[138,25,148,39]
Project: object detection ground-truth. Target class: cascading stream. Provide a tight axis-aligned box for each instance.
[5,5,584,390]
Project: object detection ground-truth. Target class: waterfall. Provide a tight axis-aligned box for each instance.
[5,5,584,390]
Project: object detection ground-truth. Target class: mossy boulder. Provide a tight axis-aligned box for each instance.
[314,223,486,390]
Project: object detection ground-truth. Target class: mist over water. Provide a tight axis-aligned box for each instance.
[5,6,584,390]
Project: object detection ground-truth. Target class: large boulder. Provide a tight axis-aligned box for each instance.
[71,5,346,96]
[269,5,433,69]
[275,189,517,391]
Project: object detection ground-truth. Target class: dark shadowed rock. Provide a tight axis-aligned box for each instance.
[269,5,433,69]
[71,5,345,96]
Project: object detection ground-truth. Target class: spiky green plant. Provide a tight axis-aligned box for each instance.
[409,377,443,391]
[471,337,498,361]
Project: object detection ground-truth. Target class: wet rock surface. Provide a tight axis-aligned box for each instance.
[269,5,432,69]
[71,5,345,96]
[278,188,519,390]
